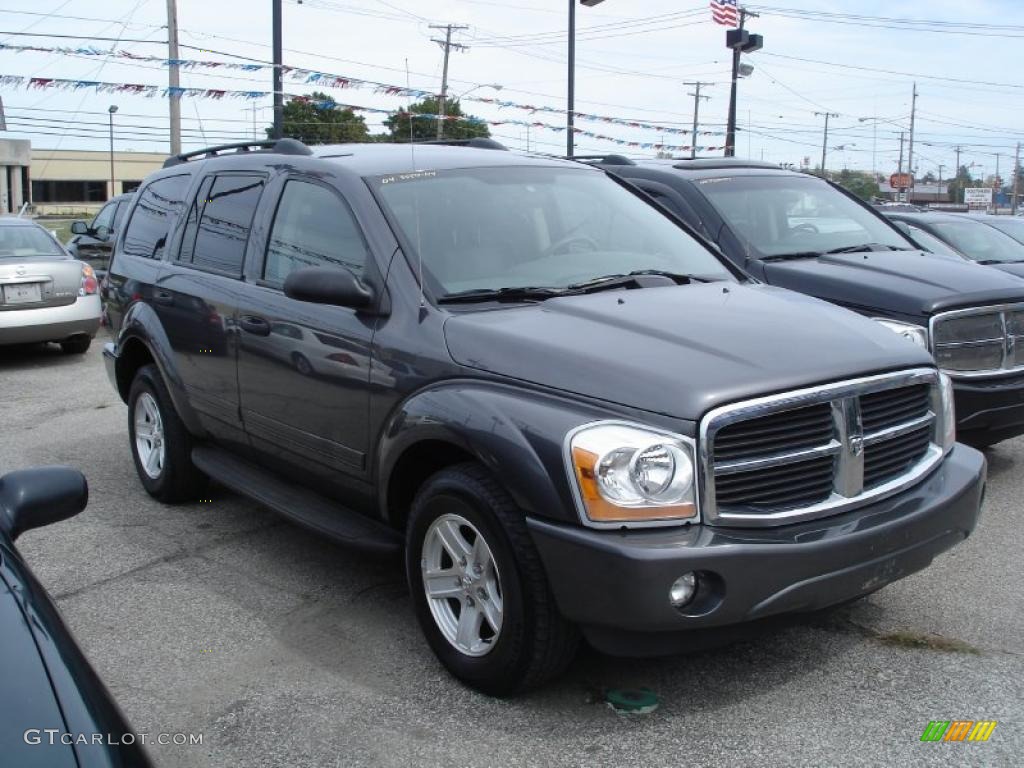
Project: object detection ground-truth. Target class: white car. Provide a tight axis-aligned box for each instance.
[0,217,102,353]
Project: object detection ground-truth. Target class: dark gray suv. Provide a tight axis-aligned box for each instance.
[102,139,985,694]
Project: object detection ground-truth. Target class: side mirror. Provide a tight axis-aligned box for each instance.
[70,221,89,236]
[0,467,88,541]
[283,266,374,310]
[94,225,112,240]
[892,220,914,238]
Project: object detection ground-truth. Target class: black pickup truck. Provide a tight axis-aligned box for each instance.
[102,139,984,694]
[592,157,1024,447]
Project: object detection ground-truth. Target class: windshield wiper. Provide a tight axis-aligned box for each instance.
[977,258,1024,265]
[567,269,712,292]
[437,286,564,305]
[825,243,912,254]
[763,251,822,261]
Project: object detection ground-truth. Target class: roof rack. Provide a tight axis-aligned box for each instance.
[162,138,313,168]
[396,137,508,151]
[670,158,780,171]
[569,154,637,166]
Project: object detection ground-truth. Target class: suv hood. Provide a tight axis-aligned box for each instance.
[443,284,935,421]
[763,250,1024,318]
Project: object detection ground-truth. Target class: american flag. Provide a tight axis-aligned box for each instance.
[710,0,739,27]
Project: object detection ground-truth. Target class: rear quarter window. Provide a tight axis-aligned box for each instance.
[121,174,191,260]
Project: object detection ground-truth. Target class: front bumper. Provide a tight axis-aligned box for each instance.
[0,295,101,345]
[528,444,985,656]
[951,373,1024,443]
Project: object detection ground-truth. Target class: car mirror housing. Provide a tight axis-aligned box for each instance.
[283,266,375,311]
[0,467,88,541]
[95,225,112,240]
[70,221,89,236]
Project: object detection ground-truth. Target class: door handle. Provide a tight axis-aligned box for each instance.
[153,290,174,305]
[240,315,271,336]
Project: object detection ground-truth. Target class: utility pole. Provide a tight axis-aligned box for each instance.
[1012,142,1021,215]
[815,111,839,178]
[725,8,760,157]
[430,24,469,140]
[938,164,945,196]
[955,145,962,204]
[907,82,917,189]
[166,0,181,154]
[272,0,283,140]
[685,81,712,160]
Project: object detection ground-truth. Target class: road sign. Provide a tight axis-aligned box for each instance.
[890,173,913,190]
[964,188,993,208]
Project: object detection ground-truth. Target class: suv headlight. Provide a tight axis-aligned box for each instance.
[566,423,697,526]
[873,318,929,349]
[937,372,956,451]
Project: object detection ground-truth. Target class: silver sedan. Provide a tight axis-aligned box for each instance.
[0,217,101,354]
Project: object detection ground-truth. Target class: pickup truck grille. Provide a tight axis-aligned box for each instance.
[931,304,1024,377]
[702,370,944,527]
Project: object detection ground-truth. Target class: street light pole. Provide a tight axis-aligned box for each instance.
[107,105,118,200]
[568,0,606,158]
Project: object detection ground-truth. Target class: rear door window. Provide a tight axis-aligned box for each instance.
[262,179,369,285]
[121,174,191,260]
[189,174,265,276]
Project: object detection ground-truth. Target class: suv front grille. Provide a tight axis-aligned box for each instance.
[931,304,1024,377]
[701,370,944,527]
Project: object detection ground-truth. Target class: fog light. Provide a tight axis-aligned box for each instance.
[669,572,698,608]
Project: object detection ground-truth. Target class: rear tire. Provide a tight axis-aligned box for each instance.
[406,463,579,695]
[128,364,206,502]
[60,336,92,354]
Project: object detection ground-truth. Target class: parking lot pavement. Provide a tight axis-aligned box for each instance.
[2,339,1022,767]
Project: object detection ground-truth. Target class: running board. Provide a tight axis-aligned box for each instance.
[191,445,401,556]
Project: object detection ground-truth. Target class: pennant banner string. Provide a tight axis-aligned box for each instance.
[0,42,724,137]
[0,75,725,151]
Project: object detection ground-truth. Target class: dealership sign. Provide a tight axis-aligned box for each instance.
[964,188,993,208]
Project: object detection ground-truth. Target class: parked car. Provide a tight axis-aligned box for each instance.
[103,139,984,694]
[590,157,1024,446]
[65,193,133,280]
[884,211,1024,277]
[976,214,1024,247]
[0,217,101,353]
[1,466,153,767]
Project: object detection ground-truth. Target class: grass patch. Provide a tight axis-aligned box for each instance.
[877,630,979,655]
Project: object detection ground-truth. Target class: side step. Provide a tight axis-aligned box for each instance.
[192,445,401,556]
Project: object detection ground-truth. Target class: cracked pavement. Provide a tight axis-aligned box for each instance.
[2,339,1021,767]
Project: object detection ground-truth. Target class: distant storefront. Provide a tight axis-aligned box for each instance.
[0,138,165,215]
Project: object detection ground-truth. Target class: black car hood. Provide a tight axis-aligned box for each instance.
[762,250,1024,318]
[0,565,77,767]
[444,283,935,421]
[989,262,1024,279]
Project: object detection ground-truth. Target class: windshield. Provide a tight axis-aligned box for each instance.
[371,166,734,296]
[695,174,911,257]
[930,218,1024,263]
[0,224,66,259]
[984,217,1024,246]
[906,224,963,259]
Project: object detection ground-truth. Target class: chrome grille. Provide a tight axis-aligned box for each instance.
[930,304,1024,377]
[701,369,945,527]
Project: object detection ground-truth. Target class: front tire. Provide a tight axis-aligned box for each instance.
[127,364,206,502]
[406,463,579,695]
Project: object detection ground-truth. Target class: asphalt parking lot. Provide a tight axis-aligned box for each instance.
[2,338,1022,767]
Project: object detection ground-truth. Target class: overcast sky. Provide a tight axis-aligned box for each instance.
[1,0,1021,180]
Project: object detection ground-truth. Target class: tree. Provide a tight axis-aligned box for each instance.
[946,165,976,205]
[922,171,936,184]
[267,92,369,145]
[836,168,880,201]
[383,97,490,142]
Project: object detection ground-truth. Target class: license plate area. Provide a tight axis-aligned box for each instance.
[3,282,43,304]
